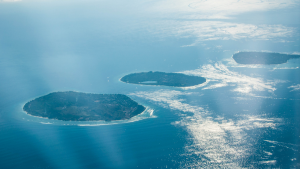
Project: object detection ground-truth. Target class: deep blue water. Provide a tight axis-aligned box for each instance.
[0,1,299,169]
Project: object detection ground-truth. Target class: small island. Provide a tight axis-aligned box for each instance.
[23,91,146,121]
[120,71,206,87]
[233,52,300,64]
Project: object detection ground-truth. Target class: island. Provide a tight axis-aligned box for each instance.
[23,91,146,121]
[120,71,206,87]
[233,52,300,64]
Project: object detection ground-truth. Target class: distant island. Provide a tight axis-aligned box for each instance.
[23,91,146,121]
[120,71,206,87]
[233,52,300,64]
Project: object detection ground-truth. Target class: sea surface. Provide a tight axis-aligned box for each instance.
[0,0,299,168]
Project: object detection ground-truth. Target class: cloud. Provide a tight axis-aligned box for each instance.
[149,0,299,19]
[145,1,297,45]
[180,63,276,95]
[150,21,295,42]
[131,90,282,168]
[288,84,300,91]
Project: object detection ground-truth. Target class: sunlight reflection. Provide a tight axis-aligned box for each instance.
[132,90,282,168]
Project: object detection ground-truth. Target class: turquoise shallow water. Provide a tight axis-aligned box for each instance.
[0,1,300,168]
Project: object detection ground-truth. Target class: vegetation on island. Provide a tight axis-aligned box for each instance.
[120,71,206,87]
[23,91,146,121]
[233,52,300,64]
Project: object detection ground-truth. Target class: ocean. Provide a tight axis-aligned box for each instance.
[0,0,299,168]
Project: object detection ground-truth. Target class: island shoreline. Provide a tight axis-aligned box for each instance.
[23,91,147,122]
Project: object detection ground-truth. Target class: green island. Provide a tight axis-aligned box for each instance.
[233,52,300,64]
[120,71,206,87]
[23,91,146,121]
